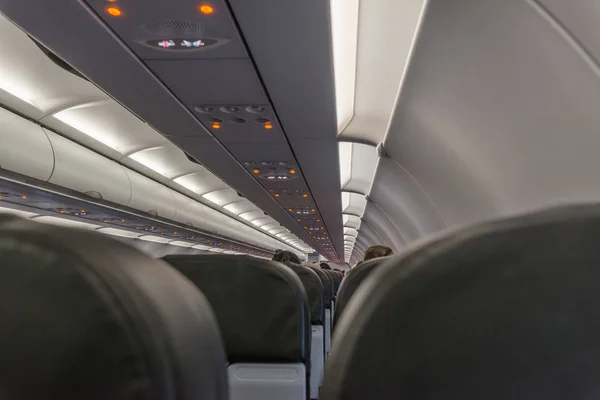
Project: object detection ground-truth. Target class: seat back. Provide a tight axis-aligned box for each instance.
[323,270,339,296]
[332,258,388,332]
[163,254,310,400]
[286,263,326,399]
[323,205,600,399]
[0,216,228,400]
[308,267,334,356]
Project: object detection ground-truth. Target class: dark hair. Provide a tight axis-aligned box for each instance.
[272,250,301,264]
[320,262,331,270]
[364,245,393,261]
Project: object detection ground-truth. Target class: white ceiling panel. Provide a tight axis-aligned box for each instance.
[239,211,266,222]
[223,199,257,215]
[343,214,362,230]
[339,142,378,194]
[203,189,242,207]
[174,169,229,196]
[338,0,425,144]
[251,217,273,227]
[330,0,360,133]
[344,227,359,237]
[127,145,198,179]
[342,191,367,217]
[45,99,164,155]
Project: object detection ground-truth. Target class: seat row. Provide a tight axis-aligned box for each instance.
[0,215,341,400]
[3,204,599,399]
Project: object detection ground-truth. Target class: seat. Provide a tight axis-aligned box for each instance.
[322,205,600,399]
[163,254,311,400]
[0,215,228,400]
[332,258,389,333]
[330,271,343,293]
[285,263,326,399]
[323,270,339,296]
[308,266,334,356]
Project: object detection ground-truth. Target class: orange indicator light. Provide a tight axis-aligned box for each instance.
[107,6,122,16]
[21,195,27,199]
[289,169,296,174]
[253,169,260,174]
[264,122,273,130]
[212,122,221,129]
[199,4,214,14]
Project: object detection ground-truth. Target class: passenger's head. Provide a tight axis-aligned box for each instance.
[364,245,393,261]
[320,262,332,270]
[272,250,301,264]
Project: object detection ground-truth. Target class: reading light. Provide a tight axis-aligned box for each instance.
[106,6,122,16]
[199,4,214,14]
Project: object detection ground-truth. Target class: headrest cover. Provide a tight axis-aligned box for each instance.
[332,258,387,332]
[285,263,325,324]
[323,206,600,399]
[0,216,228,400]
[309,267,333,307]
[163,254,310,365]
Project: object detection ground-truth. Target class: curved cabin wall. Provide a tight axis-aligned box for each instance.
[343,0,600,264]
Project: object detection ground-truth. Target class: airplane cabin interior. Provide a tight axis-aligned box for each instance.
[1,0,600,398]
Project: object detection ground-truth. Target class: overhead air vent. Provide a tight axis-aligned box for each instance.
[141,21,203,37]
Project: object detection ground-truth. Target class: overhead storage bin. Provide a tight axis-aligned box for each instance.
[0,108,54,181]
[45,129,131,205]
[125,169,177,220]
[171,191,208,230]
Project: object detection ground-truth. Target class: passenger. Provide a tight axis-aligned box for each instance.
[272,249,301,264]
[363,245,393,261]
[320,262,332,270]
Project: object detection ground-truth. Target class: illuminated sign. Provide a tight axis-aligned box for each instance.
[145,38,218,50]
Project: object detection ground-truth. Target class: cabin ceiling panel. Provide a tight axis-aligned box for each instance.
[338,0,425,144]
